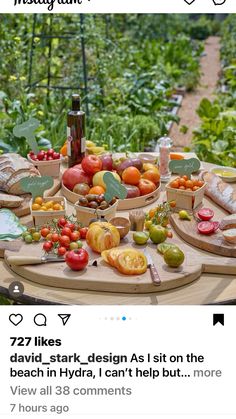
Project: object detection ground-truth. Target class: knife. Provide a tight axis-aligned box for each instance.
[7,255,66,266]
[144,250,161,286]
[7,254,99,267]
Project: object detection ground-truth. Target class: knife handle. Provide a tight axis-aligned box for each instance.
[7,256,42,266]
[149,264,161,286]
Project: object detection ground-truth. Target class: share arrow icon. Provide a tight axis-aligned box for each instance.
[58,314,71,326]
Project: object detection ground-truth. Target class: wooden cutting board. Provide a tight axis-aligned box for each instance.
[10,178,61,218]
[4,239,236,294]
[170,213,236,258]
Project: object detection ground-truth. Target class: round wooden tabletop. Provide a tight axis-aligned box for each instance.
[1,157,236,305]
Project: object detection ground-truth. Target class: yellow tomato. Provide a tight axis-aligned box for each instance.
[86,222,120,254]
[116,249,147,275]
[145,220,153,230]
[40,206,48,211]
[34,196,43,206]
[32,203,41,211]
[53,203,63,211]
[45,201,54,209]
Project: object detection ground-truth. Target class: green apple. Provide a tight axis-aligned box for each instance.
[133,231,149,245]
[149,225,167,244]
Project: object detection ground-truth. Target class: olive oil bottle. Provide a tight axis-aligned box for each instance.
[67,94,86,167]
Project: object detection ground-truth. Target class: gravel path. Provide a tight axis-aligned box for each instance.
[170,36,221,150]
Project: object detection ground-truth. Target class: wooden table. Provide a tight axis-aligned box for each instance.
[1,157,236,305]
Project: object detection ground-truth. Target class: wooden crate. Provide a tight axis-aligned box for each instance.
[166,182,206,210]
[74,200,118,227]
[28,154,61,178]
[31,196,67,226]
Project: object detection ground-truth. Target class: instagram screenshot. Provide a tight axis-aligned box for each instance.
[0,1,235,418]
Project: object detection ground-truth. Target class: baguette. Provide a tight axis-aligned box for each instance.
[201,171,236,214]
[219,214,236,230]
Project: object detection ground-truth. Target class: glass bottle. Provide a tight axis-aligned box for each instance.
[67,94,86,168]
[158,136,172,182]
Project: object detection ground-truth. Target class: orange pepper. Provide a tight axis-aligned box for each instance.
[60,142,67,156]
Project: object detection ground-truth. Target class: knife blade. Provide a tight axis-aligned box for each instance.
[144,250,161,286]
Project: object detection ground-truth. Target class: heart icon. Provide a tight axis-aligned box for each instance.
[9,314,23,326]
[184,0,196,4]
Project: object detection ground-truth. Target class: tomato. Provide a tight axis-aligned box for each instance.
[41,227,50,238]
[52,152,60,160]
[107,248,124,267]
[79,227,88,239]
[185,180,193,189]
[51,233,60,243]
[57,218,67,228]
[193,186,200,191]
[116,249,147,275]
[81,155,103,175]
[179,178,186,187]
[122,166,141,186]
[61,227,72,238]
[70,231,80,242]
[138,179,156,196]
[179,186,186,190]
[46,233,53,241]
[37,151,45,161]
[166,230,173,239]
[34,196,43,206]
[65,249,89,271]
[65,223,76,232]
[197,208,214,222]
[43,241,53,252]
[197,221,215,235]
[69,242,79,250]
[62,166,92,191]
[32,232,41,242]
[169,200,176,208]
[59,235,71,248]
[149,208,157,219]
[182,175,189,181]
[58,246,67,256]
[170,180,179,189]
[86,222,120,253]
[142,170,160,185]
[197,180,204,188]
[89,186,105,195]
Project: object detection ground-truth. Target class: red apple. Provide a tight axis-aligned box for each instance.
[62,167,92,191]
[81,155,102,175]
[138,179,156,196]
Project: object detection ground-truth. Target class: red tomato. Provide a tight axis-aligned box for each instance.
[37,151,45,161]
[43,241,53,252]
[62,166,92,191]
[47,148,54,157]
[65,223,76,232]
[81,155,102,175]
[197,208,214,222]
[138,179,156,196]
[197,221,215,235]
[52,152,61,160]
[41,227,50,238]
[65,249,89,271]
[51,233,60,243]
[57,217,67,228]
[57,246,67,256]
[59,235,71,248]
[70,231,81,242]
[61,227,72,238]
[79,227,89,239]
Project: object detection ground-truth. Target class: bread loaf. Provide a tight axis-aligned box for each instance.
[201,171,236,214]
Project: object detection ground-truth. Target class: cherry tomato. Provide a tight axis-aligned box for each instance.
[59,235,71,248]
[70,231,80,242]
[46,233,53,241]
[69,242,79,250]
[51,233,60,242]
[182,175,189,181]
[43,241,53,252]
[193,186,200,191]
[179,178,186,187]
[79,227,88,239]
[197,180,204,188]
[65,249,89,271]
[185,180,193,189]
[41,227,50,238]
[169,201,176,209]
[179,186,186,190]
[170,180,179,189]
[58,246,67,256]
[166,230,173,239]
[61,227,72,238]
[57,218,67,228]
[65,222,76,232]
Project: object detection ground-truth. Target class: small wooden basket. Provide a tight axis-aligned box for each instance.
[28,154,61,178]
[31,196,67,226]
[166,182,206,210]
[74,200,118,227]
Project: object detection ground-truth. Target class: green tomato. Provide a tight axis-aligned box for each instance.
[32,232,41,242]
[77,240,83,249]
[24,235,33,244]
[69,242,79,250]
[22,231,30,239]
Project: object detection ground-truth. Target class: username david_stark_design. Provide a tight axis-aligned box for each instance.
[184,0,226,5]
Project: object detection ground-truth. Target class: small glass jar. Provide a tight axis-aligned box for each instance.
[158,136,173,182]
